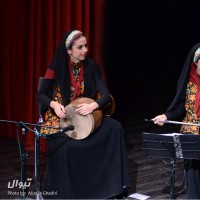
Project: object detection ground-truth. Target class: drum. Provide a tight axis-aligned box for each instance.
[60,97,103,140]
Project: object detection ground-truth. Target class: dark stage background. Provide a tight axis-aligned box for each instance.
[104,0,200,125]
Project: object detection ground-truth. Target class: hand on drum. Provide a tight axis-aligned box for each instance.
[75,102,99,115]
[151,114,167,126]
[50,101,66,118]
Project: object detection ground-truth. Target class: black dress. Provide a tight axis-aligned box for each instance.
[164,43,200,199]
[42,116,131,199]
[39,31,132,198]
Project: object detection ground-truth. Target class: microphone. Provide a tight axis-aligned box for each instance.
[60,125,74,132]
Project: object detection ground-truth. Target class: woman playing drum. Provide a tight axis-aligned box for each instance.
[38,30,131,199]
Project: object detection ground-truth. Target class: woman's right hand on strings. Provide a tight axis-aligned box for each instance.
[50,101,66,118]
[151,114,167,126]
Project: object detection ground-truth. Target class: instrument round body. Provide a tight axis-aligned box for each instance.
[60,97,103,140]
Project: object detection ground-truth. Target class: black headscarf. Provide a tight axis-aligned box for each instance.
[47,30,107,107]
[48,31,72,106]
[165,42,200,119]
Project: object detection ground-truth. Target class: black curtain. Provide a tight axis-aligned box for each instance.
[104,0,200,124]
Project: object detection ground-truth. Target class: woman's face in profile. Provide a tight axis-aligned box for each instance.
[68,36,88,63]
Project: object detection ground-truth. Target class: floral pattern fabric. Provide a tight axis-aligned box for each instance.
[180,81,199,134]
[40,62,84,134]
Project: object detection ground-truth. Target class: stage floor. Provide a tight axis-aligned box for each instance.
[0,119,186,199]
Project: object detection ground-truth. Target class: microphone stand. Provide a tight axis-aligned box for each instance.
[21,126,28,199]
[0,120,29,199]
[34,126,42,200]
[0,119,63,200]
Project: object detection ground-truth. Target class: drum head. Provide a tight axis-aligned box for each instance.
[60,104,95,140]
